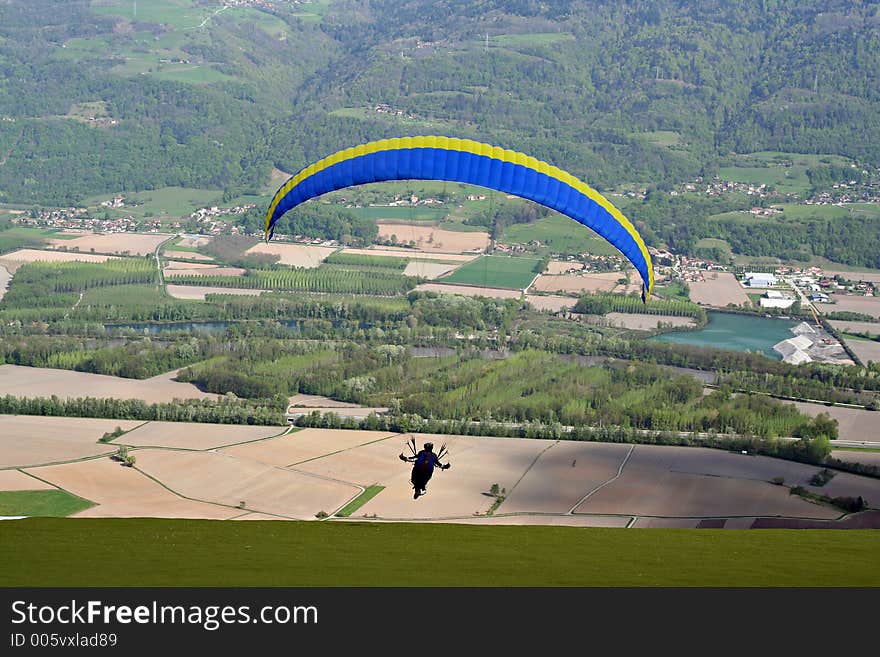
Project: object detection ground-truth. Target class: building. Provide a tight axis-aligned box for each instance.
[759,290,795,309]
[744,272,778,287]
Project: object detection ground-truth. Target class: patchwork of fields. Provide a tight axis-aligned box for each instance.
[2,421,878,526]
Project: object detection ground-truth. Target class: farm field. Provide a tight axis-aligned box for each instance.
[244,242,336,267]
[376,222,489,252]
[164,265,246,277]
[0,415,141,468]
[415,283,523,299]
[341,247,476,262]
[832,451,880,467]
[0,364,220,404]
[841,336,880,365]
[25,458,237,520]
[587,313,697,330]
[546,260,585,275]
[0,248,113,266]
[165,284,267,300]
[0,264,10,300]
[531,271,625,294]
[688,272,751,307]
[828,294,880,319]
[441,255,541,289]
[163,250,214,261]
[525,294,579,312]
[825,269,880,284]
[133,449,360,520]
[0,469,55,491]
[790,401,880,443]
[403,260,460,278]
[828,320,880,336]
[2,426,880,531]
[500,215,621,256]
[119,421,284,450]
[47,232,172,256]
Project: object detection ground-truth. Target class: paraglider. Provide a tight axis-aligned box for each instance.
[399,438,450,499]
[264,136,654,300]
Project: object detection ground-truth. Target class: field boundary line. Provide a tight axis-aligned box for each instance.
[285,431,402,467]
[130,462,296,520]
[491,440,559,514]
[567,444,635,514]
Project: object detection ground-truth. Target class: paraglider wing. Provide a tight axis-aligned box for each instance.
[265,136,654,300]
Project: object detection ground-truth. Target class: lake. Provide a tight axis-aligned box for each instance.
[651,312,797,359]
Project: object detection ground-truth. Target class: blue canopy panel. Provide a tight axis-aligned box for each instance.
[266,143,653,301]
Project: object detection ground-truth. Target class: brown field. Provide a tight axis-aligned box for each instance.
[0,265,10,301]
[48,232,172,256]
[0,415,141,468]
[832,450,880,467]
[524,295,578,312]
[0,248,112,265]
[545,261,585,275]
[573,445,842,518]
[163,260,216,270]
[688,272,751,307]
[7,424,880,524]
[164,266,246,277]
[26,458,236,519]
[120,421,284,450]
[0,469,55,491]
[165,284,267,300]
[347,434,551,520]
[502,442,631,514]
[221,428,396,468]
[827,294,880,319]
[530,271,623,294]
[590,313,696,330]
[341,247,476,263]
[825,270,880,284]
[244,242,336,267]
[163,250,214,261]
[403,261,460,279]
[133,449,359,519]
[376,222,489,253]
[789,401,879,443]
[843,338,880,365]
[0,364,219,404]
[414,283,522,299]
[288,394,361,408]
[817,471,880,504]
[828,320,880,336]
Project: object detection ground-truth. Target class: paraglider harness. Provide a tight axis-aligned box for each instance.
[399,438,450,499]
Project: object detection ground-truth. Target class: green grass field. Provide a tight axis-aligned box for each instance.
[81,284,167,306]
[491,32,575,47]
[344,206,447,222]
[91,0,210,28]
[335,486,385,518]
[630,130,683,147]
[773,202,880,221]
[502,214,621,256]
[0,490,94,518]
[83,187,221,219]
[441,255,540,289]
[1,518,878,586]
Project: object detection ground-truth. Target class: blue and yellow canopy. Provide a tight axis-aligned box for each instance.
[265,136,653,300]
